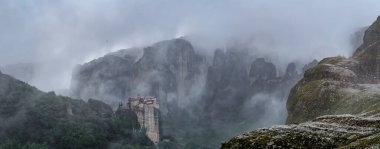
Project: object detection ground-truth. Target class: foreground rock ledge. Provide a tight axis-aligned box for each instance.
[221,114,380,149]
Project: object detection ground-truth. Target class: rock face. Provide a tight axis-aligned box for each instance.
[71,38,211,146]
[250,58,277,81]
[354,16,380,58]
[249,58,277,91]
[222,114,380,148]
[71,38,206,110]
[202,49,251,122]
[200,49,308,127]
[71,38,314,148]
[222,16,380,148]
[287,16,380,124]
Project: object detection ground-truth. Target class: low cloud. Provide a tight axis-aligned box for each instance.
[0,0,379,91]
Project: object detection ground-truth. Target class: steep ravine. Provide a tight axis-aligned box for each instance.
[222,16,380,148]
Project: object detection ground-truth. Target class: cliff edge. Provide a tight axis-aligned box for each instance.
[287,16,380,124]
[222,16,380,148]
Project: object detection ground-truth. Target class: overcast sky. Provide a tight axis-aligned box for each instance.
[0,0,379,91]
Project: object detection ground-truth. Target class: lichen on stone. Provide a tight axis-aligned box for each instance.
[222,114,380,149]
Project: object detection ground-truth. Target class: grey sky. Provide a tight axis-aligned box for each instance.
[0,0,379,91]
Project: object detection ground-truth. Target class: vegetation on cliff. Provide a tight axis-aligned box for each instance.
[0,73,153,149]
[221,114,380,148]
[287,16,380,124]
[222,16,380,148]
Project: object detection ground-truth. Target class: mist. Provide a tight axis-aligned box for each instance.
[0,0,379,91]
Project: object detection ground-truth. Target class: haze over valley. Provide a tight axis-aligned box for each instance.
[1,1,380,148]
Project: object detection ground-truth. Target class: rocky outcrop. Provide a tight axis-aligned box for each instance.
[71,38,206,109]
[249,58,277,82]
[222,113,380,149]
[286,56,365,124]
[287,17,380,124]
[354,16,380,58]
[71,38,314,148]
[352,16,380,81]
[222,16,380,148]
[71,38,209,147]
[71,52,137,105]
[248,58,278,92]
[202,49,251,123]
[202,49,307,121]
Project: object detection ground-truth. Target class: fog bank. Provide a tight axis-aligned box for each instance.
[0,0,379,91]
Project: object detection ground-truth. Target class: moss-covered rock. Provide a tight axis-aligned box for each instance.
[286,55,367,124]
[222,16,380,148]
[222,114,380,149]
[286,16,380,124]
